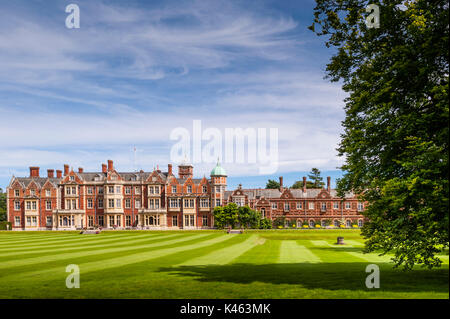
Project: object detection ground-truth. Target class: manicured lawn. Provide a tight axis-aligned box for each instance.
[0,230,447,299]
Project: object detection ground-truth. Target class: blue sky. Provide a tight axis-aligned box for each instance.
[0,0,347,190]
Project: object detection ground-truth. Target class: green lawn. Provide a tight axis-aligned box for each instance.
[0,230,447,299]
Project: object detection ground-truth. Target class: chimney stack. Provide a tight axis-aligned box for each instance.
[279,176,283,189]
[102,164,107,174]
[107,160,113,171]
[29,167,40,178]
[327,176,331,192]
[302,176,307,192]
[168,164,173,176]
[56,170,62,178]
[63,164,69,176]
[47,169,54,178]
[78,167,84,174]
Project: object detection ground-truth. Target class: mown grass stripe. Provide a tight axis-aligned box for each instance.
[344,240,364,246]
[233,238,281,265]
[278,241,321,263]
[178,235,259,266]
[0,233,211,271]
[4,234,233,283]
[346,251,393,263]
[0,233,137,249]
[0,234,161,254]
[0,233,179,259]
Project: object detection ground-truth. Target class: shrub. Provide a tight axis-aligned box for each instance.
[0,221,12,230]
[259,218,272,229]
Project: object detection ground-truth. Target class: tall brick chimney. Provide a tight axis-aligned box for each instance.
[302,176,307,192]
[56,170,62,178]
[63,164,69,176]
[107,160,113,171]
[279,176,283,190]
[327,176,331,192]
[102,164,107,174]
[78,167,84,173]
[47,169,54,178]
[29,167,40,178]
[168,164,173,176]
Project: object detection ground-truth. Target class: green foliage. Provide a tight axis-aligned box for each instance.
[213,204,263,229]
[292,180,316,189]
[0,188,6,222]
[273,217,286,228]
[0,221,12,230]
[310,0,449,269]
[259,218,273,229]
[308,168,325,188]
[265,179,280,189]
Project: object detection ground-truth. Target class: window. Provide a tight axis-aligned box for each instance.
[321,202,327,211]
[184,215,195,227]
[169,198,179,208]
[172,215,178,227]
[32,216,37,226]
[125,199,131,209]
[261,208,266,218]
[149,199,160,209]
[202,186,207,193]
[154,186,160,194]
[98,187,104,194]
[14,201,20,210]
[346,220,352,228]
[87,187,93,195]
[98,216,104,226]
[200,198,209,208]
[116,186,121,194]
[296,202,302,209]
[66,187,71,195]
[333,202,339,209]
[215,186,220,192]
[284,203,289,211]
[88,216,93,227]
[109,215,115,226]
[272,202,277,209]
[187,185,192,193]
[345,202,351,209]
[126,216,131,227]
[308,202,314,210]
[357,202,364,211]
[87,199,93,209]
[216,199,221,207]
[70,176,75,181]
[184,199,194,208]
[135,187,141,195]
[26,201,31,210]
[108,199,114,208]
[71,199,76,210]
[32,201,37,210]
[116,199,122,208]
[125,187,131,195]
[15,216,20,226]
[14,189,20,197]
[71,186,76,195]
[202,215,208,227]
[108,186,114,194]
[172,186,177,193]
[26,216,31,226]
[309,220,315,227]
[148,186,154,194]
[30,189,35,196]
[321,220,327,227]
[45,189,51,197]
[98,198,104,208]
[334,220,340,227]
[46,200,52,210]
[135,199,141,209]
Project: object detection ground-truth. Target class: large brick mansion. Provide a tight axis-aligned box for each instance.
[6,160,366,230]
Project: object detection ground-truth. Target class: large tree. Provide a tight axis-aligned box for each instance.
[0,188,6,222]
[310,0,449,269]
[308,168,325,188]
[265,179,280,189]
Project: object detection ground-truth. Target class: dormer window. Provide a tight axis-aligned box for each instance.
[45,189,51,197]
[187,185,192,193]
[30,189,35,196]
[70,176,75,181]
[15,189,20,197]
[202,186,207,193]
[172,186,177,193]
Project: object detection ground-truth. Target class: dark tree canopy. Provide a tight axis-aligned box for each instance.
[310,0,449,269]
[308,168,325,188]
[265,179,280,189]
[0,188,6,222]
[292,180,316,189]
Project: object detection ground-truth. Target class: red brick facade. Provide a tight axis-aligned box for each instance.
[6,160,366,230]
